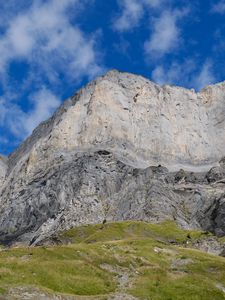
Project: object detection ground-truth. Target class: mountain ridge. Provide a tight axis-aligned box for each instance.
[1,70,225,245]
[3,69,225,173]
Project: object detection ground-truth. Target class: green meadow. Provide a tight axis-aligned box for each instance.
[0,221,225,299]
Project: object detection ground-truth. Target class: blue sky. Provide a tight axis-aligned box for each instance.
[0,0,225,155]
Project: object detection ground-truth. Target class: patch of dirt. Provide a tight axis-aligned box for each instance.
[171,258,193,271]
[100,264,139,300]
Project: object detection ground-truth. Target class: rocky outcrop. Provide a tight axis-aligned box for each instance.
[0,155,7,186]
[1,70,225,245]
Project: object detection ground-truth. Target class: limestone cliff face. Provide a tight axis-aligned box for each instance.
[1,70,225,245]
[8,70,225,173]
[0,155,7,186]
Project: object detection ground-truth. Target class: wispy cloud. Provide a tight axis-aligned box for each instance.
[112,0,144,32]
[0,0,102,82]
[144,8,188,58]
[113,2,189,63]
[194,61,216,90]
[211,1,225,14]
[151,59,216,91]
[112,0,164,32]
[0,87,60,139]
[151,60,195,85]
[24,88,61,135]
[0,0,103,149]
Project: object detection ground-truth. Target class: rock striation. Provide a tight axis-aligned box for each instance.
[1,70,225,245]
[0,155,7,186]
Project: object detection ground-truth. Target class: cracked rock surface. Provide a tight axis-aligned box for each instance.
[0,155,7,186]
[1,70,225,245]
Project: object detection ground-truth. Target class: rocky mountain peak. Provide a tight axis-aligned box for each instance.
[1,70,225,245]
[8,70,225,174]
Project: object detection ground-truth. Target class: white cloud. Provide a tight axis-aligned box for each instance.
[144,8,188,58]
[144,0,164,7]
[113,1,189,67]
[151,60,216,91]
[0,1,30,29]
[151,60,194,85]
[24,88,61,135]
[194,61,216,90]
[0,0,102,81]
[113,0,144,32]
[211,1,225,14]
[0,98,26,138]
[113,0,164,32]
[0,88,60,139]
[0,98,7,124]
[0,0,104,147]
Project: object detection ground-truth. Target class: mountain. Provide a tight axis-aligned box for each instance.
[1,70,225,246]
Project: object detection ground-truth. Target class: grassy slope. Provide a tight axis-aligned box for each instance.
[0,221,225,299]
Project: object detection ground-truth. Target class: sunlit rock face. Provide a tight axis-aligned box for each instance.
[8,70,225,172]
[0,155,7,186]
[1,70,225,245]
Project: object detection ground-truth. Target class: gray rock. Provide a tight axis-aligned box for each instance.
[1,70,225,245]
[190,236,225,256]
[0,155,7,187]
